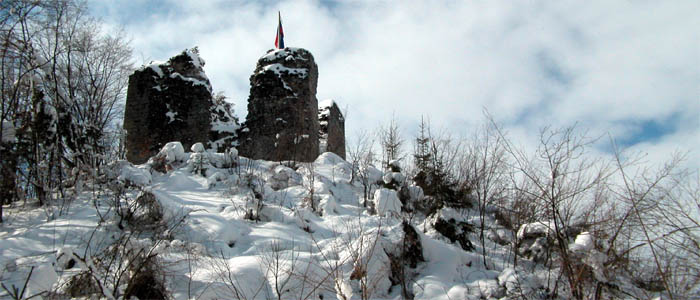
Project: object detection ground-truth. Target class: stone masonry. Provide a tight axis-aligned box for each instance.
[318,100,345,159]
[238,48,321,162]
[124,46,343,164]
[124,48,237,164]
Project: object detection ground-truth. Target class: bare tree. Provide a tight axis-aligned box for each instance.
[0,1,44,222]
[497,123,613,299]
[459,114,508,269]
[301,162,318,213]
[597,148,700,299]
[0,0,132,222]
[347,129,378,207]
[259,239,299,300]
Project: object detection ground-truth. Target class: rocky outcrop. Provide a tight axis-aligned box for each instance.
[124,48,237,164]
[318,99,345,159]
[238,48,320,162]
[434,217,475,251]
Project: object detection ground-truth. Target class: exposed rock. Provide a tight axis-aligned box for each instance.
[238,48,320,162]
[398,185,424,213]
[401,221,425,268]
[382,171,405,190]
[209,95,239,152]
[66,272,101,297]
[387,222,425,299]
[126,191,164,230]
[124,47,237,164]
[434,217,475,251]
[269,165,302,190]
[0,140,17,206]
[515,221,584,263]
[123,255,168,300]
[318,99,345,159]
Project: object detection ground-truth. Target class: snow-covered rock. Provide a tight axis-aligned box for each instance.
[107,160,152,186]
[498,267,537,296]
[191,142,205,153]
[337,230,393,300]
[155,141,188,164]
[517,221,555,240]
[383,171,405,186]
[569,231,594,252]
[373,188,402,216]
[269,165,301,190]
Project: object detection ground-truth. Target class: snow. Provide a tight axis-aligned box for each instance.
[260,47,308,61]
[319,99,336,109]
[383,171,405,184]
[114,160,152,186]
[388,159,400,169]
[258,63,308,91]
[210,122,238,133]
[157,141,188,163]
[373,188,402,216]
[138,48,211,92]
[0,141,601,300]
[191,142,205,153]
[165,103,178,123]
[569,231,593,252]
[498,267,537,295]
[141,61,166,77]
[170,72,212,93]
[516,220,555,240]
[24,264,59,297]
[415,231,485,300]
[184,48,205,69]
[404,185,424,202]
[1,120,15,143]
[337,228,393,299]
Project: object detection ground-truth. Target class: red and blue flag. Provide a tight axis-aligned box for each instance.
[275,12,284,49]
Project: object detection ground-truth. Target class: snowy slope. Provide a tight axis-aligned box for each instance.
[1,142,620,300]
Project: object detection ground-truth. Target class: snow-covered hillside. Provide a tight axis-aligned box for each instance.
[0,142,674,299]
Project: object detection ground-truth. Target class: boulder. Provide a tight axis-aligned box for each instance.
[434,217,475,251]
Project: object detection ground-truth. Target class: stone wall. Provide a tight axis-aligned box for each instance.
[124,46,343,164]
[318,100,345,159]
[124,48,237,164]
[238,48,320,162]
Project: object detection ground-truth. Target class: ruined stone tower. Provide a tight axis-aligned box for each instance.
[123,48,237,164]
[319,100,345,159]
[124,47,343,164]
[238,48,321,162]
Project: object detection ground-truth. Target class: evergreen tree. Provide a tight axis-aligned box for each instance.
[412,117,467,213]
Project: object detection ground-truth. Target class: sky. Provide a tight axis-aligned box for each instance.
[90,0,699,169]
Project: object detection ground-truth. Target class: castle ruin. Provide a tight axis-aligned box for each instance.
[123,47,344,164]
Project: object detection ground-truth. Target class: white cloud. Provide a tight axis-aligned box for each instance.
[91,0,699,169]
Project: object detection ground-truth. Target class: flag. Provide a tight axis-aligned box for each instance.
[274,12,284,49]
